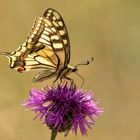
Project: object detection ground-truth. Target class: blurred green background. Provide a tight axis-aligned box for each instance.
[0,0,140,140]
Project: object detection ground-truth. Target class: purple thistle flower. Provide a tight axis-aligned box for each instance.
[23,83,103,136]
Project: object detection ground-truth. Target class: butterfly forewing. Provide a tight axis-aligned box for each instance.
[43,8,70,67]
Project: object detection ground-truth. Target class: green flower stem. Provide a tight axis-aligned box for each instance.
[50,129,57,140]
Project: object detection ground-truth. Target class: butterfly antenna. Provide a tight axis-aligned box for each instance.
[73,57,93,88]
[75,72,84,88]
[75,57,94,68]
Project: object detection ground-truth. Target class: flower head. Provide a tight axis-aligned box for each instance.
[23,83,103,135]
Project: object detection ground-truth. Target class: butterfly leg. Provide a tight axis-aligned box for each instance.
[63,76,74,83]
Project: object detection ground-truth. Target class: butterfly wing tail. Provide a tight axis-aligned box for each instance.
[0,52,11,56]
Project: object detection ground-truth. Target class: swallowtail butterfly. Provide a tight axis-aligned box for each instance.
[1,8,93,83]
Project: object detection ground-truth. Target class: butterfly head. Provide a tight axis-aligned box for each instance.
[69,58,93,87]
[71,66,78,72]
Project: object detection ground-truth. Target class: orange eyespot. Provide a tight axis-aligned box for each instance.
[17,67,25,73]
